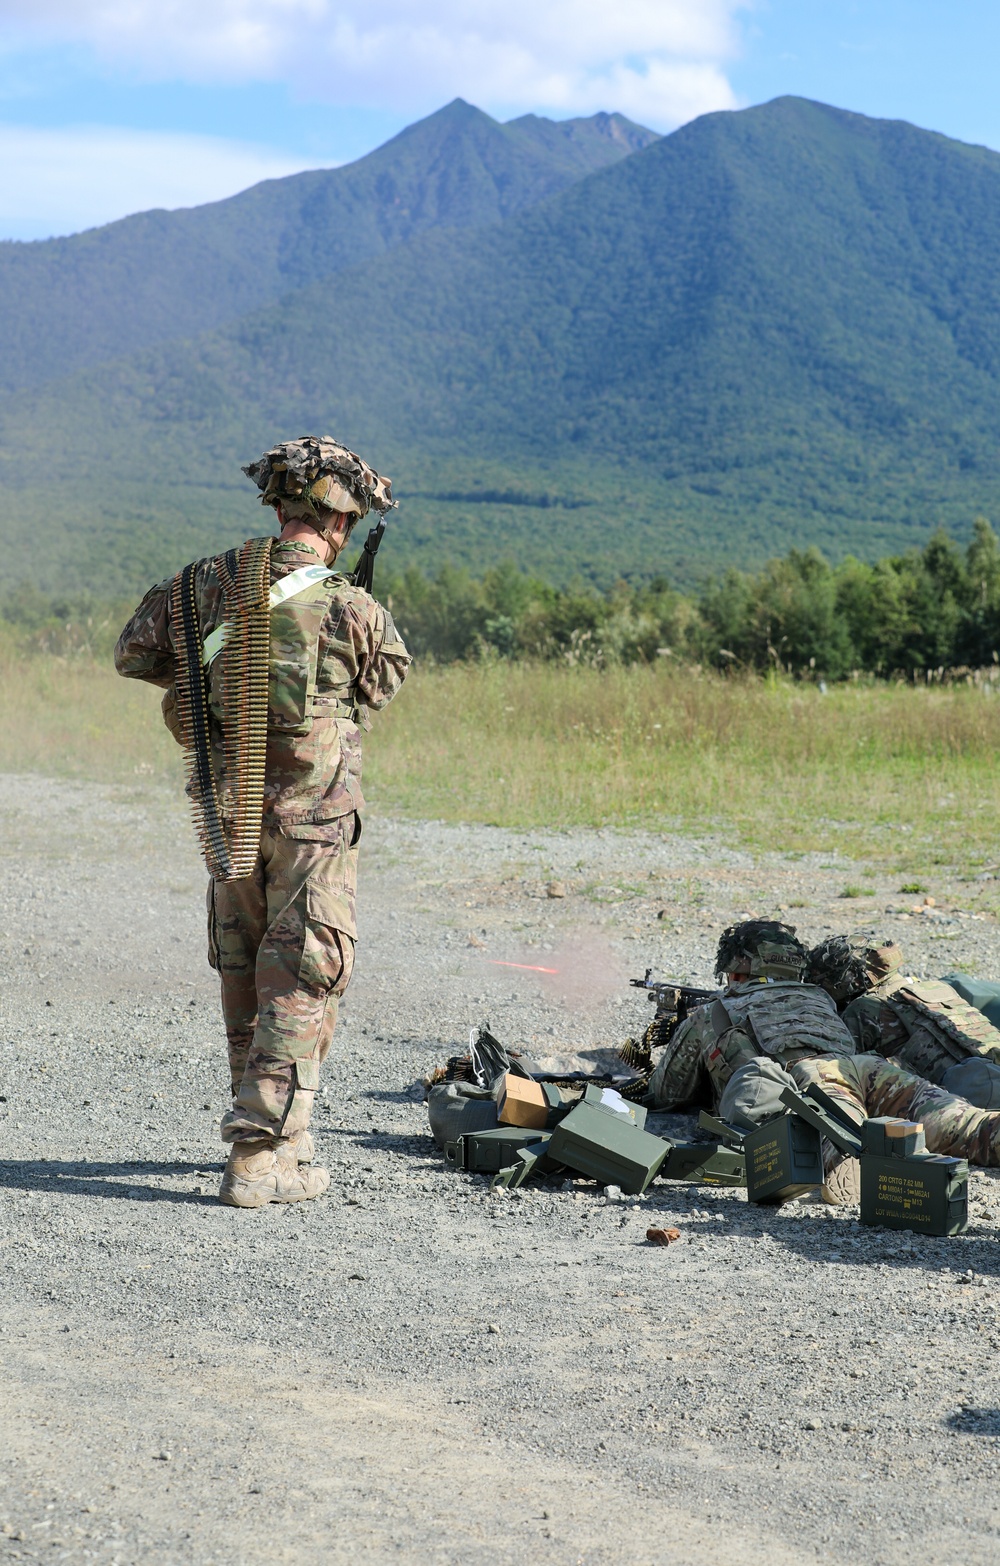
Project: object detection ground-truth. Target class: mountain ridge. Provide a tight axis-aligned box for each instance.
[0,99,657,394]
[3,95,1000,595]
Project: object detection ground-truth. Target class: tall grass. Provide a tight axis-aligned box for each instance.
[0,653,182,784]
[365,663,1000,870]
[2,651,998,871]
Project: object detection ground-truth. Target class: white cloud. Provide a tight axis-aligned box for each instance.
[0,124,313,240]
[0,0,747,125]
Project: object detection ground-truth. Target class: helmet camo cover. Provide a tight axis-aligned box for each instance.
[806,934,904,1004]
[242,435,396,522]
[715,919,808,982]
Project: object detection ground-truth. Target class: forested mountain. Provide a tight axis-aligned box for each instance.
[0,100,655,393]
[3,95,1000,595]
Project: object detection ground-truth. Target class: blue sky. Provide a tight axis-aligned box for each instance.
[0,1,997,241]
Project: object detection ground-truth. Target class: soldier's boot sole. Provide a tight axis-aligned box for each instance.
[821,1156,861,1207]
[219,1141,330,1209]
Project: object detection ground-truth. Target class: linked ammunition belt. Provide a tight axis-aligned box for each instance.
[169,536,272,881]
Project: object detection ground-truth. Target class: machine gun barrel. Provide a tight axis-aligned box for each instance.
[629,969,718,1015]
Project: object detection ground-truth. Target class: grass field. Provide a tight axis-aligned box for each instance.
[2,652,998,875]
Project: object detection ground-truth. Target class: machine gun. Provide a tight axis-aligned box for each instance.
[630,969,718,1017]
[621,970,718,1071]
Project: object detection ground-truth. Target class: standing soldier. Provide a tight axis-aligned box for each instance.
[115,437,410,1208]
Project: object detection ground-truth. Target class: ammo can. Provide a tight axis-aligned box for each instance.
[492,1140,559,1189]
[860,1151,968,1235]
[444,1126,552,1173]
[744,1115,824,1203]
[660,1141,746,1187]
[547,1100,669,1194]
[582,1084,648,1130]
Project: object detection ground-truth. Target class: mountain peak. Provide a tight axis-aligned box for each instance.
[0,95,653,395]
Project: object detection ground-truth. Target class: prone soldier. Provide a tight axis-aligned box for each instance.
[807,935,1000,1108]
[115,436,410,1207]
[645,920,857,1113]
[643,919,1000,1202]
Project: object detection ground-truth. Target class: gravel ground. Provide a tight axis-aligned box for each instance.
[2,774,1000,1566]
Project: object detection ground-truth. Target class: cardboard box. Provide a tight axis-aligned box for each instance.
[497,1073,565,1130]
[498,1073,546,1129]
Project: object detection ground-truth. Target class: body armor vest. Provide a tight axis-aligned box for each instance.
[876,978,1000,1084]
[718,981,856,1060]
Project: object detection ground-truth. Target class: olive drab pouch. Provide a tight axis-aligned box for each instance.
[942,973,1000,1031]
[939,1057,1000,1110]
[718,1058,794,1131]
[427,1082,499,1148]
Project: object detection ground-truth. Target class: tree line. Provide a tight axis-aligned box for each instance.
[5,522,1000,680]
[382,521,1000,678]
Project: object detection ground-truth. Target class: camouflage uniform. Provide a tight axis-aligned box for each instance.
[790,1053,1000,1168]
[115,537,410,1145]
[647,980,857,1110]
[843,976,1000,1082]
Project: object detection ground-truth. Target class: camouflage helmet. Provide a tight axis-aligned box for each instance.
[242,435,396,523]
[862,939,903,985]
[806,934,904,1005]
[714,920,807,983]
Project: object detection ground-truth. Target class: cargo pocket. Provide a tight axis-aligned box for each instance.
[268,658,311,733]
[206,879,220,971]
[299,889,356,997]
[295,1057,321,1092]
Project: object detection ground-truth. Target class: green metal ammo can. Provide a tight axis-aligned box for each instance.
[859,1118,968,1235]
[582,1084,648,1129]
[444,1126,553,1173]
[547,1100,669,1194]
[660,1142,747,1187]
[744,1115,824,1203]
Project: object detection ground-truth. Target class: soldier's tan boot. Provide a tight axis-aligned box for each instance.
[219,1140,330,1208]
[278,1129,314,1164]
[821,1156,861,1207]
